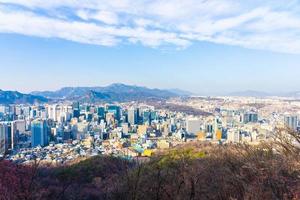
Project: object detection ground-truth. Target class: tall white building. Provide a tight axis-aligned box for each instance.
[128,107,138,125]
[186,118,201,134]
[0,122,21,152]
[227,129,240,143]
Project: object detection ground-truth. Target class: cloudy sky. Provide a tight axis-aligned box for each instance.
[0,0,300,94]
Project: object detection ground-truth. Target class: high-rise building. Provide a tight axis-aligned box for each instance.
[31,120,49,147]
[47,105,63,122]
[142,110,151,125]
[97,107,105,119]
[73,109,80,118]
[72,102,80,110]
[284,115,298,131]
[128,107,138,125]
[122,123,129,134]
[227,129,240,143]
[0,106,8,114]
[150,111,157,121]
[0,122,17,152]
[243,112,258,124]
[206,124,213,133]
[14,120,26,133]
[86,113,93,122]
[215,129,222,140]
[0,121,22,152]
[214,117,223,138]
[0,123,9,155]
[9,122,16,150]
[107,105,121,121]
[186,118,201,134]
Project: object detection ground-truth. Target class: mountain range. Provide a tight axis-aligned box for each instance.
[228,90,272,97]
[0,90,48,104]
[0,83,192,104]
[228,90,300,98]
[30,83,190,102]
[2,84,300,104]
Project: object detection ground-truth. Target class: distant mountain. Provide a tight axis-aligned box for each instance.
[228,90,300,98]
[167,88,194,96]
[228,90,272,97]
[285,91,300,98]
[0,90,48,104]
[31,83,186,102]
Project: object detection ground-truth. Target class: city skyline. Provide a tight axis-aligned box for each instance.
[1,1,300,199]
[1,0,300,94]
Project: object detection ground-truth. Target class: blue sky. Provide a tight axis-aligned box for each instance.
[0,0,300,95]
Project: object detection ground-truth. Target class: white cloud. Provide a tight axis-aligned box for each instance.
[0,0,300,53]
[0,7,190,47]
[77,10,119,25]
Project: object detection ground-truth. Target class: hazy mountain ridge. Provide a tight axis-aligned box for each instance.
[285,91,300,98]
[31,83,189,102]
[228,90,300,98]
[0,84,192,104]
[0,90,48,104]
[4,86,300,105]
[228,90,272,97]
[168,88,194,96]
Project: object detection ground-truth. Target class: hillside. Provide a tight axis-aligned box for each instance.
[31,83,187,102]
[0,90,48,104]
[1,130,299,200]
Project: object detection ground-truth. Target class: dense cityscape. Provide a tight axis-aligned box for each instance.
[1,0,300,198]
[1,96,299,165]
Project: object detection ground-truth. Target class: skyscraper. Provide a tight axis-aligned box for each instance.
[0,123,8,155]
[284,115,298,131]
[142,110,151,125]
[97,107,105,119]
[243,112,258,124]
[186,118,201,134]
[128,107,138,125]
[107,105,121,121]
[72,102,80,110]
[70,102,80,119]
[31,120,49,147]
[0,122,20,153]
[11,120,24,149]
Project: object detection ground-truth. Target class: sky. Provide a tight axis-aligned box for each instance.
[0,0,300,95]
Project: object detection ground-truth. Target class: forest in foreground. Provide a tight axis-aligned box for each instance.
[0,129,300,200]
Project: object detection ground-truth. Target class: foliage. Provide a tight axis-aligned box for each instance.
[0,130,299,200]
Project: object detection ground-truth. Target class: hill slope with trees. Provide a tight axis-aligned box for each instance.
[0,129,300,200]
